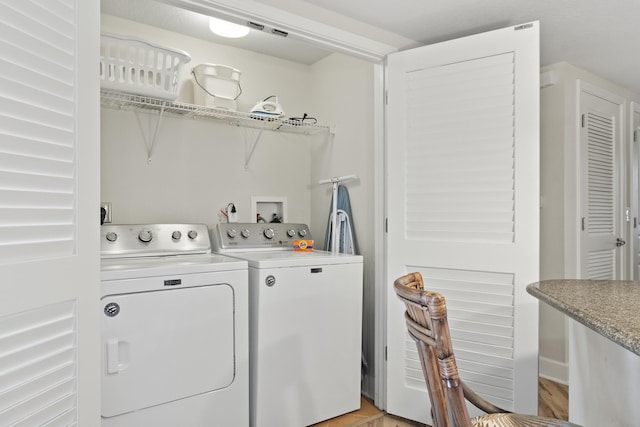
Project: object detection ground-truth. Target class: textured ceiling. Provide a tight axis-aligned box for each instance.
[101,0,335,64]
[299,0,640,94]
[102,0,640,94]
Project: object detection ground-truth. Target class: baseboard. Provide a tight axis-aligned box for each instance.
[539,356,568,385]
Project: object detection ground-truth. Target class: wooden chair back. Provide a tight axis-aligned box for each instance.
[394,272,580,427]
[394,271,473,427]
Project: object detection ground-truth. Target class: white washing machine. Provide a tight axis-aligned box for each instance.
[100,224,249,427]
[212,223,363,427]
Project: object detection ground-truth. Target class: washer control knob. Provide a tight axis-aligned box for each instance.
[241,229,251,238]
[227,229,237,238]
[105,232,117,242]
[263,228,275,239]
[298,228,308,238]
[188,230,198,240]
[171,231,182,240]
[286,229,295,238]
[138,230,152,243]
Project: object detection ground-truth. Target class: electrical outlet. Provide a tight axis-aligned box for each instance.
[101,202,112,224]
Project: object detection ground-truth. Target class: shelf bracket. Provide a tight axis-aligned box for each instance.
[101,91,332,166]
[134,102,166,163]
[244,123,267,170]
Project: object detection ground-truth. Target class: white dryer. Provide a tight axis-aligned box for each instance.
[212,223,363,427]
[100,224,248,427]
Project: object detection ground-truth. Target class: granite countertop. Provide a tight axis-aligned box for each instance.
[527,279,640,356]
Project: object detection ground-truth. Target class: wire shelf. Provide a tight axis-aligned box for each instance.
[100,90,331,135]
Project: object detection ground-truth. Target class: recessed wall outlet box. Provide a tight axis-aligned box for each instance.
[101,202,112,224]
[252,196,287,224]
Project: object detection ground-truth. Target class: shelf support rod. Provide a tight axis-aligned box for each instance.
[133,101,166,164]
[147,103,166,163]
[244,123,267,170]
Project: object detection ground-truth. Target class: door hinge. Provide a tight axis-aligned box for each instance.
[385,90,388,105]
[581,114,585,128]
[514,23,534,31]
[385,217,388,233]
[581,217,585,231]
[385,345,388,361]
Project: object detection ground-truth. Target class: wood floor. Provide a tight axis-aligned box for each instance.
[537,377,569,420]
[311,377,569,427]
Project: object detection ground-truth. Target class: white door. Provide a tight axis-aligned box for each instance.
[102,283,235,417]
[578,82,625,279]
[386,23,540,423]
[0,1,101,426]
[630,103,640,279]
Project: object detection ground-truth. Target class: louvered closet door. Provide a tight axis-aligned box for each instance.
[0,1,100,426]
[630,103,640,280]
[579,83,624,280]
[386,23,540,424]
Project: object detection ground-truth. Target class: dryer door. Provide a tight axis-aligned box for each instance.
[101,282,235,417]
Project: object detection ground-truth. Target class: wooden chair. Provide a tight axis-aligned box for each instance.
[393,272,580,427]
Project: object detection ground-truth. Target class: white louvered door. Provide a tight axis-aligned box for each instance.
[578,83,624,280]
[0,1,100,426]
[630,103,640,279]
[386,23,540,423]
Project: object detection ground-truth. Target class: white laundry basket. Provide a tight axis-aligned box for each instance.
[192,64,242,111]
[100,33,191,100]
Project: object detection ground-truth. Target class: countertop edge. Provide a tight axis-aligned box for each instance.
[527,282,640,357]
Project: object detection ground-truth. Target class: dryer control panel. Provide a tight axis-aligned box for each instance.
[101,223,211,258]
[213,223,312,251]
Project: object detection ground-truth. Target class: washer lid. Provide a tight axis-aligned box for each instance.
[219,250,363,268]
[101,253,247,281]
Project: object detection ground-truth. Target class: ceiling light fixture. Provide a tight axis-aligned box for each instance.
[209,17,250,38]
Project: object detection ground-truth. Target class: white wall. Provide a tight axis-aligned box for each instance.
[539,64,570,382]
[308,53,377,397]
[101,15,317,225]
[540,61,640,383]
